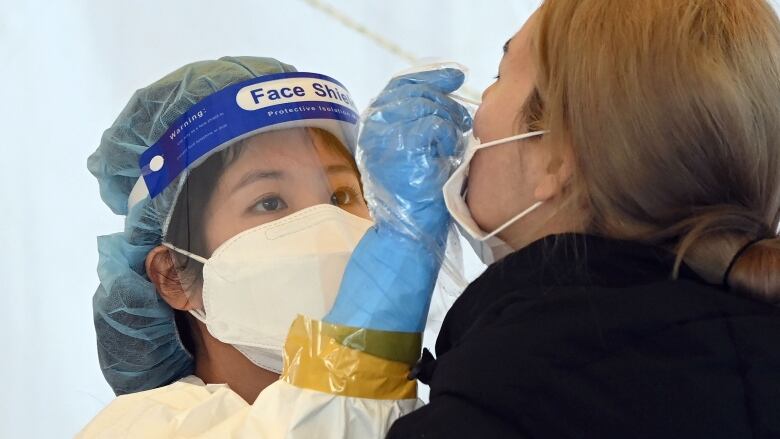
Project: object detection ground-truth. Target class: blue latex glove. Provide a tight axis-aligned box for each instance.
[324,68,472,332]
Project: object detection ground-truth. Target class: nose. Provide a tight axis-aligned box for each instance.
[480,82,495,102]
[473,107,485,140]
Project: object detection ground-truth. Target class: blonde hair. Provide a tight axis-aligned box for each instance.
[527,0,780,300]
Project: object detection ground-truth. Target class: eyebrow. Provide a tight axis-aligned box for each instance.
[231,165,353,193]
[503,38,512,54]
[232,169,285,193]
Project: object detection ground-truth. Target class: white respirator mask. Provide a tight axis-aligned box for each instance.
[443,130,548,265]
[163,204,373,373]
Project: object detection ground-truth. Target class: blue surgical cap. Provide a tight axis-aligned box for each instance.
[87,56,297,395]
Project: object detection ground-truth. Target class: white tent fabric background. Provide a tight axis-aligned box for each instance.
[3,1,779,437]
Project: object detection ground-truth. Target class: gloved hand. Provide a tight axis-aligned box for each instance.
[359,68,473,238]
[324,68,472,333]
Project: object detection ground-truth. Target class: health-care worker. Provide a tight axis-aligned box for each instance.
[79,56,458,437]
[355,1,780,437]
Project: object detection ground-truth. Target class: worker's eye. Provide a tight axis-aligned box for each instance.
[251,194,289,213]
[330,187,359,207]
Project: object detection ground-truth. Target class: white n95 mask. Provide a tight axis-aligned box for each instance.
[163,204,373,373]
[443,130,548,265]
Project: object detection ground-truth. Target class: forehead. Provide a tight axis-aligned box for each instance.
[214,129,356,186]
[240,129,317,163]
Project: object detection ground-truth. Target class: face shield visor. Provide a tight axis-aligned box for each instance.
[129,72,372,373]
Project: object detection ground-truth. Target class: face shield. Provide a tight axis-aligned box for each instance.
[129,72,372,373]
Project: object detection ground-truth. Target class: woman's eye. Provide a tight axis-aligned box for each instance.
[330,188,357,207]
[253,195,288,213]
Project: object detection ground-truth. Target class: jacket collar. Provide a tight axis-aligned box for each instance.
[474,234,705,296]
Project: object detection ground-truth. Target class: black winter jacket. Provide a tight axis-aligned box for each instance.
[388,234,780,438]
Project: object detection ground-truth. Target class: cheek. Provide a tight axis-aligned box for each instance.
[473,95,519,143]
[203,198,257,255]
[466,148,508,231]
[203,212,235,256]
[474,81,531,142]
[343,201,371,220]
[466,145,536,231]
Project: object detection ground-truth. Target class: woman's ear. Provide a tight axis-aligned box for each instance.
[533,143,575,202]
[145,245,201,311]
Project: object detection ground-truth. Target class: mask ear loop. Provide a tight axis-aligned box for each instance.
[161,242,209,322]
[481,201,544,241]
[475,130,548,150]
[162,242,208,264]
